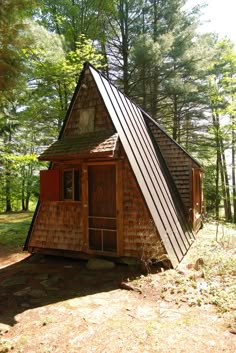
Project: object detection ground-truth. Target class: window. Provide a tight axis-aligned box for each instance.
[79,108,95,133]
[63,169,80,201]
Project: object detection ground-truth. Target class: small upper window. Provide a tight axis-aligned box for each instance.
[79,108,95,133]
[63,169,80,201]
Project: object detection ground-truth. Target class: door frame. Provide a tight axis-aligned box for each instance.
[82,160,123,256]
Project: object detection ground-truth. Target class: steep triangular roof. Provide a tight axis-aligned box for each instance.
[25,63,195,267]
[85,64,194,267]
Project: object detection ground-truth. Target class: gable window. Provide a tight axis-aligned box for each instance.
[79,108,95,133]
[63,169,80,201]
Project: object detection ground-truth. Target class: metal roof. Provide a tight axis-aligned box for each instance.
[89,64,194,267]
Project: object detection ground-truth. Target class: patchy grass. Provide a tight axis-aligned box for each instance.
[148,222,236,327]
[0,212,33,249]
[128,222,236,329]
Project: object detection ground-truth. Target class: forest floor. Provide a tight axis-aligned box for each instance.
[0,214,236,353]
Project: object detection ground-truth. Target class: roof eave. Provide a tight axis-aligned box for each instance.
[38,151,116,162]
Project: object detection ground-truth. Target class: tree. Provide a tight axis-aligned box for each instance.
[0,0,34,93]
[34,0,114,52]
[206,39,236,222]
[103,0,144,94]
[23,23,104,135]
[130,0,211,147]
[0,20,105,211]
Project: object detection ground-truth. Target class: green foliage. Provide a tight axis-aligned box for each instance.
[34,0,115,50]
[0,0,236,222]
[203,164,221,213]
[0,19,104,211]
[23,26,105,134]
[0,0,35,93]
[0,153,41,212]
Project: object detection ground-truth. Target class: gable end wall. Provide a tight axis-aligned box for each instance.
[147,120,198,213]
[63,69,114,137]
[122,151,166,260]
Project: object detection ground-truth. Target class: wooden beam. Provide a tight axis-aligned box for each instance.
[82,163,88,252]
[116,160,123,256]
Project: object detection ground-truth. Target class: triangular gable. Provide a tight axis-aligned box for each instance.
[89,64,194,267]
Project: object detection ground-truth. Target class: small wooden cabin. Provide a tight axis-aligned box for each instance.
[24,63,203,268]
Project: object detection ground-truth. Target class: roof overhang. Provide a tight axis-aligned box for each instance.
[38,131,119,162]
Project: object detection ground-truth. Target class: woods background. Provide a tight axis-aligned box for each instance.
[0,0,235,223]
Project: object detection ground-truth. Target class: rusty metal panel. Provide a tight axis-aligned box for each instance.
[90,65,194,267]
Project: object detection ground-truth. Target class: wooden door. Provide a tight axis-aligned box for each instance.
[88,164,117,253]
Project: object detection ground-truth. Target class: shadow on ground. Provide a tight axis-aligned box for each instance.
[0,254,141,327]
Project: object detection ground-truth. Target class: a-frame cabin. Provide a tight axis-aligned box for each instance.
[24,63,203,268]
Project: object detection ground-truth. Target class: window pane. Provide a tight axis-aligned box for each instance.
[64,171,73,199]
[74,170,80,201]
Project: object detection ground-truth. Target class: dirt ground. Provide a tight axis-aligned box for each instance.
[0,231,236,353]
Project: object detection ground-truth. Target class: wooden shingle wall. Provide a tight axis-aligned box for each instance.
[28,70,115,253]
[122,155,166,260]
[64,69,114,137]
[29,201,83,251]
[147,120,198,213]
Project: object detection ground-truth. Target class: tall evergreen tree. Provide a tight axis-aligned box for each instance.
[0,0,34,93]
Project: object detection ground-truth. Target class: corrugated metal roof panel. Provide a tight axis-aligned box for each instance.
[90,65,194,267]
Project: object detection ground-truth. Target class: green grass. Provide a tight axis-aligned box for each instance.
[0,212,33,249]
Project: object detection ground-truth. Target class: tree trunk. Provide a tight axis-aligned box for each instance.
[172,95,179,141]
[5,170,12,212]
[212,112,221,220]
[25,194,30,211]
[141,5,147,110]
[100,40,109,78]
[232,114,236,223]
[21,170,25,211]
[220,140,232,222]
[119,0,129,95]
[4,128,13,212]
[215,146,220,220]
[219,151,228,219]
[151,0,158,118]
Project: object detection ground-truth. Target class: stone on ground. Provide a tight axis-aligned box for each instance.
[86,258,115,270]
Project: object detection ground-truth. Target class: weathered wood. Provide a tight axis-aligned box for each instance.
[88,163,117,253]
[29,201,83,251]
[82,163,88,252]
[116,159,123,256]
[40,170,60,202]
